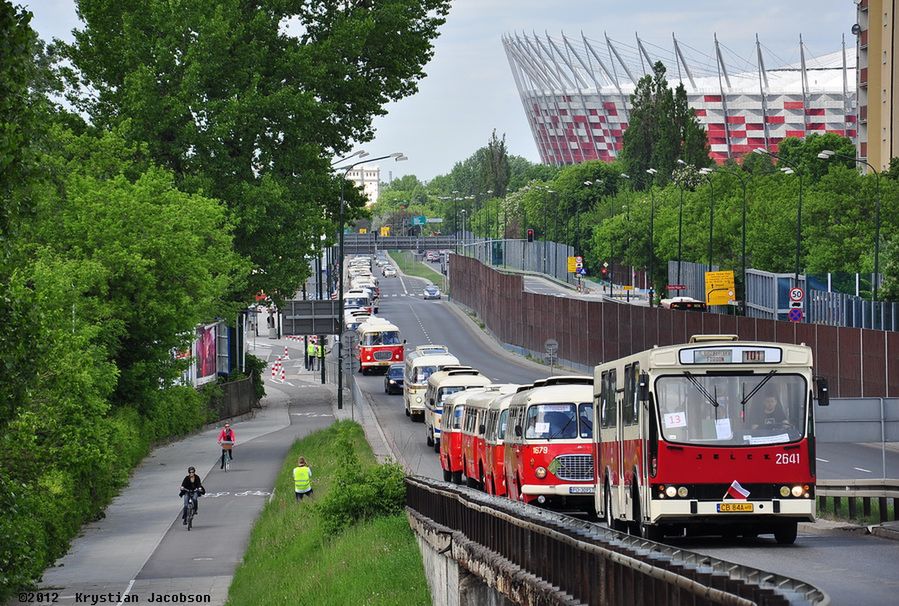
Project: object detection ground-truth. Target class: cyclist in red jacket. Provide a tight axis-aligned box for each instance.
[218,423,235,469]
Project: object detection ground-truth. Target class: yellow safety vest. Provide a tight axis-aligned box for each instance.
[307,342,315,356]
[293,466,311,492]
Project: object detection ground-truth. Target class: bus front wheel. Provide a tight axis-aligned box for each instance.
[774,522,798,545]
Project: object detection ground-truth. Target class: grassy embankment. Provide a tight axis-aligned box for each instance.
[226,421,429,606]
[388,250,447,290]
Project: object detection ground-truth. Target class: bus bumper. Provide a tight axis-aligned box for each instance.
[649,498,815,524]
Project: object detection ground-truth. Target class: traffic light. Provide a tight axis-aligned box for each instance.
[527,228,534,242]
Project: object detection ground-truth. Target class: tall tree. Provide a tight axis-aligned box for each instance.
[483,129,510,197]
[62,0,450,302]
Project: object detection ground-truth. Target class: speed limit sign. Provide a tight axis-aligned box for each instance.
[789,287,804,302]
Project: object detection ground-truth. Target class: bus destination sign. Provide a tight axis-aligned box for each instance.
[682,347,783,365]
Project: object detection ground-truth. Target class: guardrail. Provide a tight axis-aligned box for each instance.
[406,476,829,606]
[816,479,899,523]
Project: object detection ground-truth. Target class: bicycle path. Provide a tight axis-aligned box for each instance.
[29,339,336,606]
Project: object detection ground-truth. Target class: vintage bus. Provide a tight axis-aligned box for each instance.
[439,387,489,484]
[483,392,516,496]
[424,367,490,450]
[594,334,829,544]
[403,348,460,420]
[504,376,596,512]
[355,317,403,374]
[461,384,519,489]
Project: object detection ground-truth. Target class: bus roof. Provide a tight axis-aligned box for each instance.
[428,368,490,389]
[464,384,519,410]
[407,353,460,368]
[444,387,489,407]
[510,382,593,406]
[357,318,399,332]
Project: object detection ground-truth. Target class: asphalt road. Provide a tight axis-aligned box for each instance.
[359,256,899,605]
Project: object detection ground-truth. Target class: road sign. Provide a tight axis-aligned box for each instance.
[602,261,609,268]
[787,308,804,322]
[789,287,805,302]
[544,338,559,355]
[576,268,586,276]
[358,227,367,234]
[667,284,687,291]
[790,301,804,310]
[379,226,390,236]
[567,256,577,272]
[426,217,444,223]
[411,216,427,226]
[622,285,634,291]
[705,270,736,306]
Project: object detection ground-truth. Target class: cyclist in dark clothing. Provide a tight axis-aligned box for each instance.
[179,467,205,525]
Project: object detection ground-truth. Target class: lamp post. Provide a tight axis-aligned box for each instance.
[335,152,405,410]
[460,209,467,254]
[753,148,803,287]
[818,149,882,303]
[699,167,715,272]
[645,168,658,305]
[675,159,687,287]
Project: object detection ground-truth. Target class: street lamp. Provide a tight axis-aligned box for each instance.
[334,152,405,410]
[330,149,368,167]
[460,209,467,253]
[675,158,687,287]
[754,148,803,287]
[818,149,882,303]
[699,167,715,272]
[646,167,658,305]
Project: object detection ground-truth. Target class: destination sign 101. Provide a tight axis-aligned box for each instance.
[680,347,782,365]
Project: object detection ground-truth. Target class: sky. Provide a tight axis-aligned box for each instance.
[23,0,855,181]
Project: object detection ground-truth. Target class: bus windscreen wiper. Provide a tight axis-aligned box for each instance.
[740,370,777,417]
[549,416,575,440]
[684,372,720,409]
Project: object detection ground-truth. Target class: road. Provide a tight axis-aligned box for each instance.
[360,257,899,605]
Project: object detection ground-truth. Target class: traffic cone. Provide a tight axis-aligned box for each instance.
[280,364,286,382]
[284,346,290,359]
[272,356,282,379]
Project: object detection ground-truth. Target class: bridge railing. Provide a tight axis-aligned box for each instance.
[406,476,829,606]
[816,479,899,523]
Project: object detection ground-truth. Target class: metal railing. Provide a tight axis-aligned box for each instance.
[406,476,829,606]
[816,479,899,523]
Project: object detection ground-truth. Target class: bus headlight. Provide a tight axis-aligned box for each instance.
[677,486,689,498]
[535,466,547,479]
[791,485,804,498]
[665,486,677,498]
[780,486,791,497]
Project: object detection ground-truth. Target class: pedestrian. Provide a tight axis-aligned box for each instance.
[306,339,315,371]
[293,457,313,501]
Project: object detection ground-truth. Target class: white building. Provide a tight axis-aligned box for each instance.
[504,32,857,165]
[345,165,381,206]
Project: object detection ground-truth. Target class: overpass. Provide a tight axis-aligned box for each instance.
[341,233,456,254]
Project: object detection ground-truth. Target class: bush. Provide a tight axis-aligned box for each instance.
[244,353,267,402]
[315,424,406,535]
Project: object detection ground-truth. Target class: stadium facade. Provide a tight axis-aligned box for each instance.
[503,32,857,165]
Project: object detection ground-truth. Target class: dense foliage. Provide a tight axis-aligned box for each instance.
[0,0,449,598]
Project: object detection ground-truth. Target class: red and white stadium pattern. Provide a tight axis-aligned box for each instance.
[504,32,857,165]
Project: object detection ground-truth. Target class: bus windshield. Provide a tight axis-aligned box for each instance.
[362,330,401,346]
[655,374,807,446]
[345,297,369,308]
[525,403,593,440]
[413,365,438,383]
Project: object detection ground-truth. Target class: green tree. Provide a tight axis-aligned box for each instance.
[483,129,510,197]
[776,133,856,182]
[62,0,450,302]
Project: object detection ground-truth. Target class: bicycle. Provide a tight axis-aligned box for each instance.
[220,440,233,471]
[183,489,202,531]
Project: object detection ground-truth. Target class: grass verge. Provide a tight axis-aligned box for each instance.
[388,250,447,289]
[225,421,430,606]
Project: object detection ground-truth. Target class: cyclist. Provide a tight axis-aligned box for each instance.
[179,466,205,525]
[218,422,235,469]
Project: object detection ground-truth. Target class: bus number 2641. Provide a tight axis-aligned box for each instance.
[776,453,800,465]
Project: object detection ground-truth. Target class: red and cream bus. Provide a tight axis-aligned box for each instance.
[439,387,489,484]
[504,376,596,512]
[424,367,490,450]
[355,317,403,374]
[484,392,516,496]
[461,384,519,489]
[403,347,459,420]
[594,334,829,544]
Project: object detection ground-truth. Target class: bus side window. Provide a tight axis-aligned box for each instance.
[601,370,617,429]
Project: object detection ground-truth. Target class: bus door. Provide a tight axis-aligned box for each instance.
[598,369,621,520]
[621,362,642,524]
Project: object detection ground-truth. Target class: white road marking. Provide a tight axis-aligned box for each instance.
[816,457,830,463]
[115,579,135,606]
[854,467,872,473]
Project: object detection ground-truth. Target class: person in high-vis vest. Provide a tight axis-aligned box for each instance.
[293,456,313,501]
[306,340,315,371]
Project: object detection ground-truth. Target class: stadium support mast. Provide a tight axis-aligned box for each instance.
[566,33,618,153]
[799,34,810,135]
[672,34,697,91]
[504,34,555,166]
[605,32,637,86]
[636,33,653,76]
[547,33,603,159]
[524,33,576,164]
[714,33,734,159]
[756,34,771,150]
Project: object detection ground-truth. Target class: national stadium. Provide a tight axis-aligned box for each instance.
[502,31,857,164]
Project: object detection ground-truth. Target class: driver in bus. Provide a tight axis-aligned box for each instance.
[750,395,791,430]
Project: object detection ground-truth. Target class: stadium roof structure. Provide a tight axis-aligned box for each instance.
[503,31,857,165]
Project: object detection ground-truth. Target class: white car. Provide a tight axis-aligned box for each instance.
[383,267,397,277]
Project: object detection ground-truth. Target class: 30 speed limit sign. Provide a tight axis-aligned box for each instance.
[789,287,804,302]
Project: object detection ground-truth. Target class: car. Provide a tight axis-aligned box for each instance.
[423,285,441,300]
[383,267,397,277]
[384,363,405,394]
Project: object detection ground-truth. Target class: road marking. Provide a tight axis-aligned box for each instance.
[115,579,135,606]
[816,457,830,463]
[291,412,334,417]
[193,557,214,561]
[854,467,872,473]
[406,303,432,343]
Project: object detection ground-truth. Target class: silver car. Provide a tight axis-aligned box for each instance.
[423,285,441,300]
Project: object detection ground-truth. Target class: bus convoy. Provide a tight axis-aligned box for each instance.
[393,333,830,544]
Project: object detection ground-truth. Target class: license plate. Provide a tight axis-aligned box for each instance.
[717,502,753,512]
[569,486,595,494]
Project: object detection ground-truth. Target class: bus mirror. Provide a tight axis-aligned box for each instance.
[514,425,522,438]
[638,372,650,402]
[815,377,830,407]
